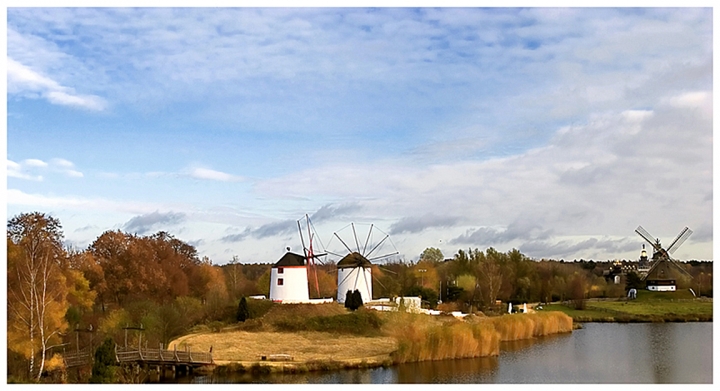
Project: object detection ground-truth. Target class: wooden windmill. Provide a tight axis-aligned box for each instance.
[634,226,693,291]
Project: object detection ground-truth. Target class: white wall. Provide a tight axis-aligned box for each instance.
[337,267,372,303]
[269,266,309,302]
[647,285,676,292]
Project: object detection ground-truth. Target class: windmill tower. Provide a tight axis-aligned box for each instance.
[269,252,310,303]
[269,214,328,303]
[634,226,694,291]
[326,223,398,304]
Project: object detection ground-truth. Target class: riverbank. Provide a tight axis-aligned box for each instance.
[169,306,573,375]
[541,290,713,323]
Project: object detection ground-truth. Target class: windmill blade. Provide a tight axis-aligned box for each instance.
[366,234,390,259]
[310,253,328,265]
[353,267,361,291]
[334,232,355,254]
[368,251,400,262]
[362,224,374,256]
[308,216,328,254]
[373,273,388,290]
[337,267,355,288]
[297,219,308,253]
[363,267,372,301]
[377,265,398,275]
[325,249,347,259]
[635,226,658,248]
[351,223,361,253]
[667,227,693,254]
[667,256,694,278]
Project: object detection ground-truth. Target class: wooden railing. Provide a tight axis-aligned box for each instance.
[61,347,94,368]
[62,344,213,368]
[115,345,213,365]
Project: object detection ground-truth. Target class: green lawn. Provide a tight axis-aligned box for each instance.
[542,290,712,322]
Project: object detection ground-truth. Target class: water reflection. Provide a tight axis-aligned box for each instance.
[171,322,712,384]
[648,323,673,383]
[395,356,499,383]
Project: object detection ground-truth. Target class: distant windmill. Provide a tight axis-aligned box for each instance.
[634,225,693,291]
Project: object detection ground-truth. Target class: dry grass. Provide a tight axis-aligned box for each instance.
[169,330,396,365]
[169,304,572,370]
[384,312,500,363]
[483,312,573,341]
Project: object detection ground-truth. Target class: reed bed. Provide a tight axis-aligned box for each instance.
[386,311,572,364]
[484,311,573,341]
[386,313,499,364]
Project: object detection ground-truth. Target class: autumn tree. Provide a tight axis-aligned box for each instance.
[475,251,504,307]
[89,230,134,306]
[419,247,444,264]
[568,272,590,310]
[224,255,247,300]
[7,212,70,381]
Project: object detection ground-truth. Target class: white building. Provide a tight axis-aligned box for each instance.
[337,252,373,304]
[269,252,310,303]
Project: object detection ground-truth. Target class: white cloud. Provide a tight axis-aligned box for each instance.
[23,158,48,167]
[665,91,712,117]
[7,160,43,181]
[186,167,243,182]
[255,98,712,260]
[7,57,107,111]
[7,188,160,215]
[7,157,84,180]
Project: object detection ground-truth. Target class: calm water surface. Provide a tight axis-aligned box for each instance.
[175,322,713,384]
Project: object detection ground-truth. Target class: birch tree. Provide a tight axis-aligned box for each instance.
[7,212,69,381]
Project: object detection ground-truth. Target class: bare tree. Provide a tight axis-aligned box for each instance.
[475,254,504,307]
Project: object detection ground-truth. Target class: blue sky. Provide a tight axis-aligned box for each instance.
[5,6,714,264]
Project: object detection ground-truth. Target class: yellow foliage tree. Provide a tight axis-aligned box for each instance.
[413,260,439,290]
[7,212,70,381]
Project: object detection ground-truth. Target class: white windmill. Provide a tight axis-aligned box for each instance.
[269,214,328,303]
[326,223,399,304]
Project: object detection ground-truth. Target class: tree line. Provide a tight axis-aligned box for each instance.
[6,211,713,382]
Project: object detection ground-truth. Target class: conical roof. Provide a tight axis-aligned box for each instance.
[337,252,372,268]
[274,252,306,267]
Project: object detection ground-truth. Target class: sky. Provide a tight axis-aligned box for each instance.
[4,6,714,265]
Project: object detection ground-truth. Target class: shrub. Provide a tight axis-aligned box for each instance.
[273,308,383,336]
[237,297,250,322]
[90,338,118,384]
[246,298,274,318]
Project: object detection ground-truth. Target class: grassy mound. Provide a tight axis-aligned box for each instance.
[273,308,384,336]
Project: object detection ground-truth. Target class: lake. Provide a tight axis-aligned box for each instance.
[171,322,713,384]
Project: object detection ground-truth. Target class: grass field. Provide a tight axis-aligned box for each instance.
[171,330,397,365]
[170,302,573,371]
[542,289,712,322]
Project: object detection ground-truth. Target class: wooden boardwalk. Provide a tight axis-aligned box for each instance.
[61,344,213,369]
[115,345,213,366]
